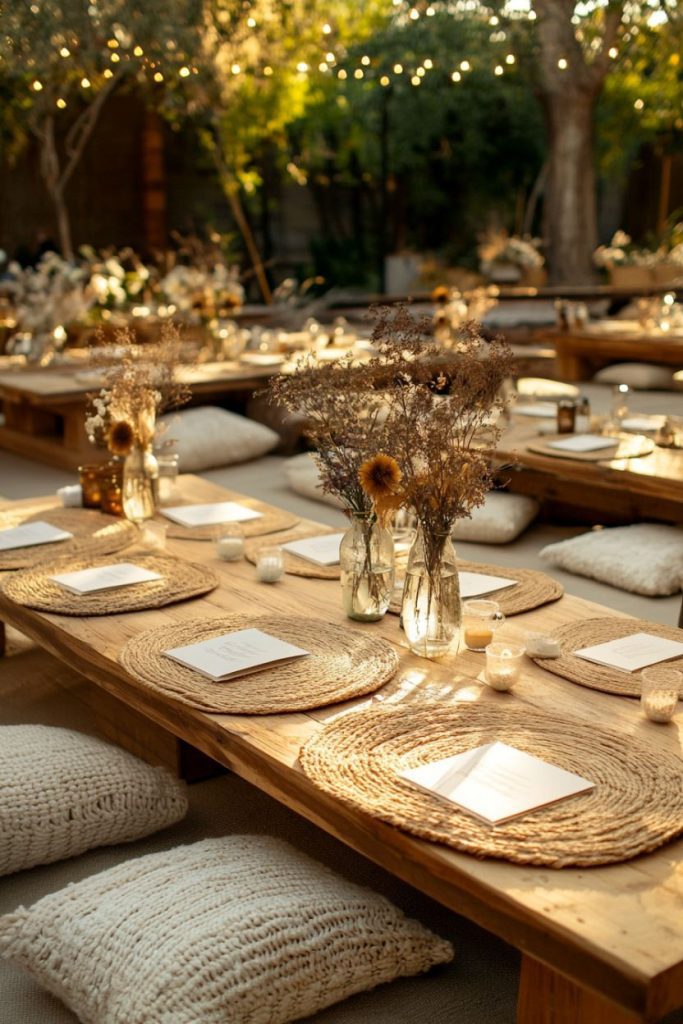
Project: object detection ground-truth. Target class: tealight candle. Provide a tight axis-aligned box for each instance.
[216,534,245,562]
[256,546,284,583]
[640,665,681,723]
[462,599,505,652]
[485,642,525,692]
[57,484,83,508]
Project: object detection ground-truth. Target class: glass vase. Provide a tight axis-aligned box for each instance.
[401,524,461,658]
[339,513,395,622]
[122,445,159,524]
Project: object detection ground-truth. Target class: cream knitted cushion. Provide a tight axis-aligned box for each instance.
[0,725,188,876]
[285,452,345,509]
[452,492,539,544]
[0,835,453,1024]
[540,523,683,596]
[159,406,279,472]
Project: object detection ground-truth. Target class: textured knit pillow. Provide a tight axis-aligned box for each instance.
[285,452,345,509]
[516,377,579,400]
[0,725,188,876]
[452,492,539,544]
[0,835,454,1024]
[159,406,279,472]
[540,524,683,596]
[593,363,676,390]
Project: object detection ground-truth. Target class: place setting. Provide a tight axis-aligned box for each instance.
[529,615,683,701]
[244,524,346,580]
[525,431,655,462]
[299,699,683,868]
[0,552,218,616]
[160,494,298,542]
[118,613,399,714]
[0,506,138,571]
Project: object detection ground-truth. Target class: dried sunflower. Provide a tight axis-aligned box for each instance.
[359,453,402,501]
[107,419,136,456]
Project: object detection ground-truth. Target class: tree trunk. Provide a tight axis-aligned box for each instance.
[542,94,597,283]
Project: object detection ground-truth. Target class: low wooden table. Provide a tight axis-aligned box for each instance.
[0,361,279,470]
[541,326,683,382]
[1,476,682,1023]
[497,419,683,523]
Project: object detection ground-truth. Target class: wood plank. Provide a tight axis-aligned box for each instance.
[1,478,682,1021]
[517,956,643,1023]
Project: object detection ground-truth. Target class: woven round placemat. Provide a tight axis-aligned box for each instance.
[526,432,654,462]
[530,616,683,697]
[244,525,342,580]
[300,700,683,868]
[389,559,563,616]
[0,506,137,571]
[163,493,298,541]
[119,614,398,713]
[1,553,218,616]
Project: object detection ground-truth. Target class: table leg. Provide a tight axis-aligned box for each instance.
[0,621,6,657]
[517,955,644,1024]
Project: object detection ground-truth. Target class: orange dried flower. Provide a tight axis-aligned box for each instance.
[107,419,135,456]
[359,453,402,501]
[431,285,450,304]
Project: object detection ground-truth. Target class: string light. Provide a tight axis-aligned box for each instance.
[179,65,190,77]
[110,52,120,62]
[153,71,163,82]
[56,97,66,108]
[32,79,42,91]
[80,76,91,87]
[608,46,618,58]
[337,68,347,79]
[557,57,568,69]
[231,62,241,74]
[460,59,470,71]
[505,53,515,64]
[423,58,433,69]
[409,8,419,20]
[411,74,420,85]
[416,66,425,77]
[103,68,113,78]
[393,63,403,74]
[634,98,644,109]
[495,65,503,75]
[59,46,70,57]
[451,70,461,82]
[354,68,363,79]
[263,65,273,76]
[380,75,390,86]
[247,17,256,28]
[133,45,143,56]
[322,23,332,34]
[297,61,308,72]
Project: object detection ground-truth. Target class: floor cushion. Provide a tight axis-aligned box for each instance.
[285,452,345,509]
[593,363,677,390]
[159,407,279,473]
[452,492,539,544]
[540,524,683,597]
[0,835,454,1024]
[516,378,579,400]
[0,725,187,877]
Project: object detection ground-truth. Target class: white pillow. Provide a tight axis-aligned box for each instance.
[159,407,279,472]
[285,452,345,509]
[0,835,453,1024]
[593,363,676,390]
[452,492,539,544]
[540,524,683,596]
[516,378,579,399]
[0,725,188,876]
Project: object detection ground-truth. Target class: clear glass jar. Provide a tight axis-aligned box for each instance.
[122,445,159,524]
[339,513,395,622]
[402,525,461,659]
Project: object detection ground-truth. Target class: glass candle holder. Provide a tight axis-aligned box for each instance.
[556,399,576,434]
[485,642,525,692]
[138,520,167,553]
[156,452,180,505]
[462,600,505,652]
[98,460,123,517]
[215,529,245,562]
[256,546,285,583]
[640,665,681,723]
[78,463,105,508]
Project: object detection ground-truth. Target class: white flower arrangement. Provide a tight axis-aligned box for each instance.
[6,252,92,336]
[593,231,666,270]
[478,231,545,271]
[159,261,244,318]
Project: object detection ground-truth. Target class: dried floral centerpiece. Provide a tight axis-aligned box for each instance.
[359,305,514,657]
[267,355,395,621]
[85,322,191,522]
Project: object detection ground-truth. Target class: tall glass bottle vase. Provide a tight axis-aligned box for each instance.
[122,445,159,524]
[339,513,395,622]
[401,525,461,658]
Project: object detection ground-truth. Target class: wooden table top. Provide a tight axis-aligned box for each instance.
[498,418,683,505]
[1,476,682,1022]
[0,360,280,405]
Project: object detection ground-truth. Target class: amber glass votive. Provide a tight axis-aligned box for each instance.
[99,461,123,516]
[79,463,105,508]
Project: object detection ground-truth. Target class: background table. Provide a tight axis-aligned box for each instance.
[539,326,683,381]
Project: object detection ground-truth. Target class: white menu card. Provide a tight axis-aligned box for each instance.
[574,632,683,673]
[459,572,517,599]
[399,742,594,825]
[163,628,309,681]
[0,521,73,552]
[49,562,162,595]
[161,502,262,528]
[515,402,558,418]
[282,533,345,566]
[547,435,617,453]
